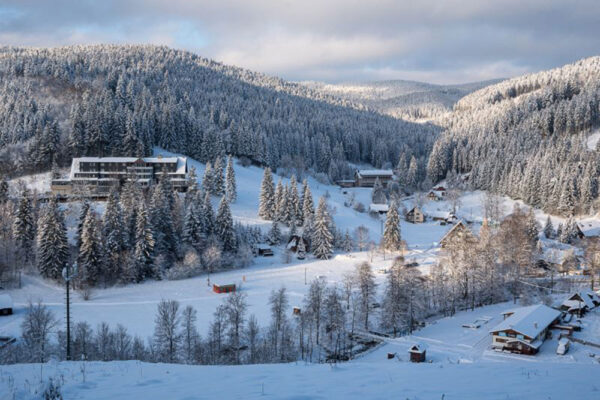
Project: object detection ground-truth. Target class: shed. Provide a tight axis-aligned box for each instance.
[255,243,274,257]
[0,294,13,315]
[408,343,427,362]
[213,284,236,294]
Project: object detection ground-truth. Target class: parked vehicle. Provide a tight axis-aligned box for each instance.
[0,294,13,315]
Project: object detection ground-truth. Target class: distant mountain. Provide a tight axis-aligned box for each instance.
[428,56,600,216]
[302,79,503,121]
[0,45,438,182]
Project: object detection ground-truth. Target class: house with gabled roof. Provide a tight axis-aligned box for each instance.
[440,220,476,248]
[489,304,561,355]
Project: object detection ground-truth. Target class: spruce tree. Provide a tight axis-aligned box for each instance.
[382,202,402,251]
[258,168,276,220]
[289,175,301,223]
[13,188,36,263]
[225,155,237,203]
[203,162,215,195]
[185,166,199,205]
[215,196,236,252]
[133,203,155,282]
[526,208,539,244]
[268,221,281,245]
[76,201,90,249]
[302,182,314,224]
[0,175,8,204]
[342,229,354,252]
[78,209,104,287]
[312,197,333,260]
[36,198,69,280]
[213,156,225,196]
[183,202,204,252]
[202,192,215,236]
[103,189,124,277]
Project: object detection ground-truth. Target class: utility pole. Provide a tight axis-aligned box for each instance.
[62,262,78,361]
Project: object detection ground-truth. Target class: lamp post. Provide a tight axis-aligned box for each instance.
[62,262,78,361]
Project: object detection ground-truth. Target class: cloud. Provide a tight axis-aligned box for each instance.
[0,0,599,83]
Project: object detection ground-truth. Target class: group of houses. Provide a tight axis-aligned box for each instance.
[51,156,189,197]
[489,290,600,355]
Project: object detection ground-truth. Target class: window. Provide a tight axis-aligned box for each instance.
[498,332,507,337]
[517,334,524,340]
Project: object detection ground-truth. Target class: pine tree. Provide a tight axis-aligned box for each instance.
[103,190,124,277]
[215,196,237,252]
[36,198,69,280]
[302,181,314,224]
[289,175,301,224]
[312,197,334,260]
[258,168,275,220]
[182,201,204,252]
[543,216,554,239]
[203,162,215,195]
[382,202,402,251]
[132,203,155,282]
[13,188,36,263]
[185,166,199,205]
[76,201,90,249]
[526,208,539,244]
[268,221,281,245]
[202,192,215,236]
[277,185,290,224]
[225,155,237,203]
[150,181,177,267]
[78,209,104,287]
[213,156,225,196]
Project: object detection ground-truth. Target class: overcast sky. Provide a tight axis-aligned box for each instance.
[1,0,599,84]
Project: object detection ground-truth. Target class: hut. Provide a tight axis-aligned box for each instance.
[408,344,427,362]
[287,235,310,253]
[369,203,389,215]
[213,284,236,294]
[255,243,274,257]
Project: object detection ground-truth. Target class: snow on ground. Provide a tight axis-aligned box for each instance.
[2,302,600,399]
[8,171,54,194]
[2,356,598,400]
[587,130,600,151]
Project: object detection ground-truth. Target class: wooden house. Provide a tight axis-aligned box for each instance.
[336,179,356,188]
[213,284,236,294]
[560,291,599,315]
[408,344,426,362]
[369,203,389,215]
[354,169,394,187]
[427,191,441,201]
[576,218,600,239]
[440,220,476,248]
[405,207,425,223]
[287,235,310,253]
[255,243,274,257]
[489,304,561,355]
[0,294,13,315]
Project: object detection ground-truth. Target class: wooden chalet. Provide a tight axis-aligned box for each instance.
[405,207,425,223]
[287,235,310,253]
[489,304,561,355]
[408,344,427,362]
[576,218,600,239]
[255,243,274,257]
[427,191,441,201]
[439,220,476,248]
[369,203,389,215]
[354,169,394,187]
[213,284,236,294]
[560,291,599,316]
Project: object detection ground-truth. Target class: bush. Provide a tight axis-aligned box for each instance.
[353,202,365,213]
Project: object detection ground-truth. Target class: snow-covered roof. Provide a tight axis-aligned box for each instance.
[255,243,272,250]
[564,292,596,309]
[369,203,389,212]
[576,218,600,237]
[70,156,187,178]
[428,210,452,219]
[0,294,13,309]
[489,304,561,339]
[357,169,394,177]
[440,220,473,244]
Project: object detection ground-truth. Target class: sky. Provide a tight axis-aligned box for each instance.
[0,0,599,84]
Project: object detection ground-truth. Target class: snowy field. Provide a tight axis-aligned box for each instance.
[2,303,600,400]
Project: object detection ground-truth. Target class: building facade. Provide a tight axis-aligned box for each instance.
[51,156,188,195]
[354,169,394,187]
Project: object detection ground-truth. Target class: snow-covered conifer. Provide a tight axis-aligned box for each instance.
[312,197,334,260]
[382,202,402,251]
[225,155,237,203]
[215,196,236,252]
[258,168,275,220]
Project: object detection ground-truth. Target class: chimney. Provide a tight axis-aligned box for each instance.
[534,322,538,329]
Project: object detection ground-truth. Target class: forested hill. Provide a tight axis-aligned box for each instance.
[302,79,502,121]
[427,56,600,216]
[0,45,438,182]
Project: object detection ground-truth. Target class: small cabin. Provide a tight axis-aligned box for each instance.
[0,294,13,315]
[427,191,441,201]
[406,207,425,223]
[293,307,302,315]
[287,235,310,253]
[213,284,236,294]
[408,344,426,363]
[369,203,389,215]
[255,243,274,257]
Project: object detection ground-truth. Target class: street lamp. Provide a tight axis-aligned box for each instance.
[62,262,78,361]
